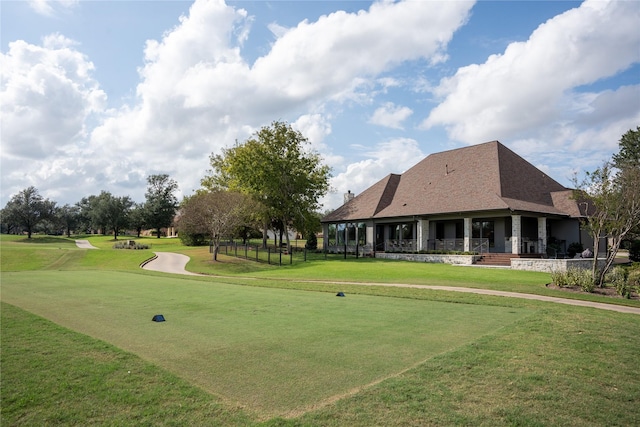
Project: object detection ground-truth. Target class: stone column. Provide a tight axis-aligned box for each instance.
[416,219,429,251]
[511,214,521,254]
[464,217,472,252]
[537,217,547,254]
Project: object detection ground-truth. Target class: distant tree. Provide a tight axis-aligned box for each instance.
[575,161,640,287]
[144,174,179,238]
[102,193,134,240]
[612,126,640,171]
[177,190,254,260]
[203,121,332,250]
[76,191,132,239]
[77,194,106,234]
[56,204,80,237]
[612,126,640,240]
[128,203,147,238]
[2,187,56,238]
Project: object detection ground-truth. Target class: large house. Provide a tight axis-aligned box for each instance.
[321,141,592,259]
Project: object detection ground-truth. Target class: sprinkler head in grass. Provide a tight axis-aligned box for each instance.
[336,292,345,297]
[152,314,166,322]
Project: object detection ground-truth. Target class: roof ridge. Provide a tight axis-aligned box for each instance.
[373,173,401,216]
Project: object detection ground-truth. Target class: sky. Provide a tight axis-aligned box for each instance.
[2,0,639,212]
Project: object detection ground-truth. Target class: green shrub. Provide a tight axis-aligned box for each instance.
[305,233,318,250]
[552,268,594,292]
[606,266,630,298]
[112,241,150,250]
[627,268,640,291]
[551,269,569,287]
[179,232,208,246]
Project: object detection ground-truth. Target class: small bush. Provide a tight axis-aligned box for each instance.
[552,267,594,292]
[179,232,208,246]
[112,241,150,250]
[551,269,569,287]
[305,233,318,250]
[627,268,640,291]
[606,266,630,298]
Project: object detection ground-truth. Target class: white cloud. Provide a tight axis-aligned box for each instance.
[369,102,413,129]
[252,0,473,103]
[28,0,78,16]
[422,0,640,148]
[1,0,474,205]
[1,35,105,156]
[323,138,424,210]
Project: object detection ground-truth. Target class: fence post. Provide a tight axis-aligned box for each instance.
[290,249,293,265]
[245,244,248,259]
[256,245,259,262]
[304,248,307,262]
[268,248,271,265]
[279,249,282,266]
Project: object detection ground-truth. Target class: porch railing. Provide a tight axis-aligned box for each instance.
[385,239,417,252]
[427,239,465,252]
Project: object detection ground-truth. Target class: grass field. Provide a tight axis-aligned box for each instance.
[2,234,640,425]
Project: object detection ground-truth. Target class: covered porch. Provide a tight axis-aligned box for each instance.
[377,214,577,256]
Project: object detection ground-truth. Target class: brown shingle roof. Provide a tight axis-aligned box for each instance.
[323,141,580,222]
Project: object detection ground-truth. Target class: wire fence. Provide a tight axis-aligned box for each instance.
[215,240,362,265]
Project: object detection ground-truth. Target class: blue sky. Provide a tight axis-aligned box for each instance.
[2,0,639,210]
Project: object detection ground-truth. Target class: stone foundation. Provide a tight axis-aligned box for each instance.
[510,258,604,273]
[375,253,478,265]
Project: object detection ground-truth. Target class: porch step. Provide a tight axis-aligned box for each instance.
[475,253,542,266]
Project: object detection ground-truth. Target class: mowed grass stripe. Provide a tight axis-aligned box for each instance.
[1,270,533,417]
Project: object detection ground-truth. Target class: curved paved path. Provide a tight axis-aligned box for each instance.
[142,252,640,315]
[75,239,99,249]
[142,252,203,276]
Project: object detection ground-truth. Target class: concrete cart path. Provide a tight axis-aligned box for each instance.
[141,252,204,276]
[75,240,99,249]
[141,252,640,315]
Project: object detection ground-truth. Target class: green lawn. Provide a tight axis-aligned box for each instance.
[2,234,640,425]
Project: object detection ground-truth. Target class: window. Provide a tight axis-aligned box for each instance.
[347,223,357,245]
[472,220,495,247]
[358,222,366,245]
[327,224,337,246]
[336,223,346,245]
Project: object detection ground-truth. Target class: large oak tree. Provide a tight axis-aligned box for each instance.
[2,186,56,238]
[202,121,331,249]
[144,174,179,238]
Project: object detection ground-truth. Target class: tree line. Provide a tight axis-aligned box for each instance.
[1,174,179,240]
[2,121,332,257]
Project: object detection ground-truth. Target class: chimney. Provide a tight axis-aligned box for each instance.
[344,190,355,204]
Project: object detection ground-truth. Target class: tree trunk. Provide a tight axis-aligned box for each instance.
[262,221,268,249]
[156,227,161,238]
[283,217,291,251]
[592,236,600,287]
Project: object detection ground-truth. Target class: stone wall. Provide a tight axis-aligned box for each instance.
[375,253,478,265]
[511,258,604,273]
